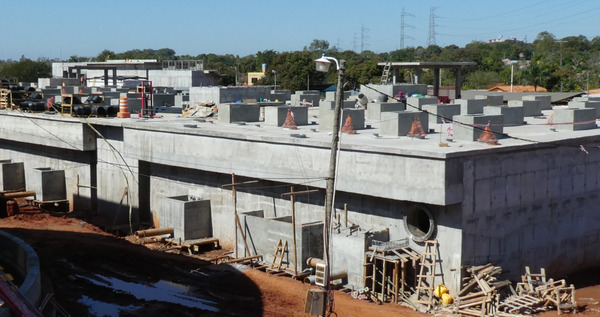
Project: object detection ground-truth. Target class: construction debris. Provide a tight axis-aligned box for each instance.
[455,264,576,316]
[181,102,217,118]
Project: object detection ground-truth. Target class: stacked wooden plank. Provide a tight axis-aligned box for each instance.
[455,263,511,316]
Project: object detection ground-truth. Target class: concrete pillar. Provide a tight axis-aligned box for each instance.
[104,69,109,87]
[455,68,462,99]
[433,68,440,97]
[414,68,423,84]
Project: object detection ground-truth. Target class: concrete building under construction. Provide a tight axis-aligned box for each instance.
[1,76,600,304]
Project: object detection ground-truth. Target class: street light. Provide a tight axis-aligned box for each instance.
[314,53,345,316]
[272,70,277,90]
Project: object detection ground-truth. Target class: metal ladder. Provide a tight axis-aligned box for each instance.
[380,62,392,84]
[415,239,438,310]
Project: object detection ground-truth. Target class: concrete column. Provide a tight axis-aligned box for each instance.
[433,68,440,97]
[393,68,399,84]
[104,69,109,87]
[414,68,423,84]
[112,69,117,87]
[455,68,462,99]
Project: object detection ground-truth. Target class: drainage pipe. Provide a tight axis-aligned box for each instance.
[306,257,325,267]
[304,269,347,285]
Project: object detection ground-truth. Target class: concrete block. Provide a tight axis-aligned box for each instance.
[264,106,309,127]
[340,109,365,131]
[508,100,542,117]
[406,96,438,110]
[160,195,212,241]
[483,105,524,125]
[452,114,504,142]
[0,161,25,191]
[367,102,406,120]
[422,104,460,127]
[380,111,429,137]
[319,101,360,130]
[319,100,356,110]
[153,94,176,107]
[523,95,552,110]
[568,101,600,118]
[290,94,319,107]
[30,168,66,201]
[218,103,260,124]
[325,91,351,101]
[552,108,597,131]
[456,99,487,114]
[475,95,504,106]
[270,89,291,101]
[127,98,142,114]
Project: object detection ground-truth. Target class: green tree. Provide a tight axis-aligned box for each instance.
[96,50,116,62]
[304,39,330,52]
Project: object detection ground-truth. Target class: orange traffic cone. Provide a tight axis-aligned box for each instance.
[117,96,131,118]
[477,122,499,145]
[341,115,356,134]
[408,117,426,138]
[282,108,298,130]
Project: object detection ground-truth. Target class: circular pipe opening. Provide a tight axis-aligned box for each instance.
[404,205,435,242]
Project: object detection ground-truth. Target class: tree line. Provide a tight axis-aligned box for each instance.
[2,31,599,92]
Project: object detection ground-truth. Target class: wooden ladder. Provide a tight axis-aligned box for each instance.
[380,62,392,84]
[270,239,288,271]
[415,239,438,310]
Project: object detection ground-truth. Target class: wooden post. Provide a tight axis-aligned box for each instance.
[221,173,258,258]
[281,188,319,276]
[344,203,348,228]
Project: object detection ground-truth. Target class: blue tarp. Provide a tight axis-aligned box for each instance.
[324,85,337,92]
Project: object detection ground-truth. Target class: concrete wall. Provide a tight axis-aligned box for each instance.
[458,143,600,280]
[190,87,271,106]
[160,195,212,241]
[0,135,95,213]
[239,210,323,272]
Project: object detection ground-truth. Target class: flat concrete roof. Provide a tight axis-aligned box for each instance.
[8,106,600,161]
[377,62,477,68]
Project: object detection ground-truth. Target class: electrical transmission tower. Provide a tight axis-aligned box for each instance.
[400,7,415,49]
[360,24,369,52]
[427,7,438,46]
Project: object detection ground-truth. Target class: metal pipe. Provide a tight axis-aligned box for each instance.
[134,227,173,238]
[304,269,347,285]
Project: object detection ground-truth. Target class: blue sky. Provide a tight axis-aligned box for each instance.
[2,0,599,60]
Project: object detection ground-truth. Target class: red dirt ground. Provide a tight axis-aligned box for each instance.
[1,209,599,316]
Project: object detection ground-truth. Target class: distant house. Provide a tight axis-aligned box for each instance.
[488,85,547,92]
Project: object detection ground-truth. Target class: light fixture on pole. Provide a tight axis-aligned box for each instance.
[314,53,345,316]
